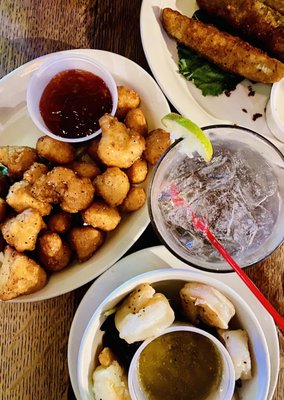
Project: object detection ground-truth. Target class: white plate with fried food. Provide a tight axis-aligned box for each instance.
[140,0,284,151]
[0,49,170,302]
[68,245,280,400]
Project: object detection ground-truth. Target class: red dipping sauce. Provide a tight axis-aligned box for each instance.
[39,69,113,139]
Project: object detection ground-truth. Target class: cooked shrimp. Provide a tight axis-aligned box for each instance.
[115,283,175,344]
[180,282,235,329]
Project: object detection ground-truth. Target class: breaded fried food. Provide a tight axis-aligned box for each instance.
[120,187,146,212]
[124,108,148,136]
[36,136,75,164]
[94,167,130,207]
[1,208,46,252]
[86,138,102,164]
[68,226,105,262]
[197,0,284,61]
[0,146,38,178]
[126,159,148,184]
[23,162,48,184]
[82,201,121,231]
[61,175,95,213]
[162,8,284,83]
[0,198,7,223]
[0,246,47,300]
[68,160,101,180]
[6,180,52,216]
[47,211,72,234]
[98,114,145,169]
[262,0,284,15]
[38,232,72,271]
[143,128,171,165]
[116,86,141,120]
[31,167,75,204]
[31,167,95,213]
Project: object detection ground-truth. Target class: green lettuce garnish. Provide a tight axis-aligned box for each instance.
[178,45,242,96]
[177,10,242,96]
[0,164,8,175]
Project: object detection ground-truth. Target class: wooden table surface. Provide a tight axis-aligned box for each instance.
[0,1,283,399]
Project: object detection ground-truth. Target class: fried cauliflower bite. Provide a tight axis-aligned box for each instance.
[81,201,121,231]
[61,176,95,213]
[180,282,236,329]
[36,136,75,164]
[0,198,7,223]
[115,283,175,344]
[31,167,74,204]
[47,211,72,234]
[218,329,252,381]
[124,108,148,136]
[31,167,95,213]
[143,128,171,165]
[125,159,148,184]
[38,232,72,271]
[86,138,102,164]
[1,208,46,252]
[93,347,130,400]
[6,180,52,216]
[0,146,38,178]
[23,162,48,184]
[115,86,141,120]
[0,246,47,300]
[94,167,130,207]
[68,226,105,262]
[68,161,101,180]
[98,114,145,169]
[120,187,146,212]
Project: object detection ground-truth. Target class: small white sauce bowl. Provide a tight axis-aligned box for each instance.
[26,54,118,143]
[266,78,284,142]
[128,325,235,400]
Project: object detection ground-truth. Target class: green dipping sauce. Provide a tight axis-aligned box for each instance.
[138,331,222,400]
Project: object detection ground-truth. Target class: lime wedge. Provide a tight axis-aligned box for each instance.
[162,113,213,162]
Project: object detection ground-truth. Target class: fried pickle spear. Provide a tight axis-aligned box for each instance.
[262,0,284,15]
[197,0,284,62]
[162,8,284,83]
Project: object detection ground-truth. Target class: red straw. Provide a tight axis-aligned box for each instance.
[170,184,284,331]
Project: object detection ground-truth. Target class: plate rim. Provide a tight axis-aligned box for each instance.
[139,0,284,153]
[67,245,280,400]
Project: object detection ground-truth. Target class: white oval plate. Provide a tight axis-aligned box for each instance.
[0,49,170,302]
[140,0,284,152]
[68,245,279,400]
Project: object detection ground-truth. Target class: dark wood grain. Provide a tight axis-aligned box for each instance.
[0,1,283,400]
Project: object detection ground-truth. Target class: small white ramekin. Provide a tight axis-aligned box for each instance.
[26,53,118,143]
[128,324,235,400]
[266,78,284,142]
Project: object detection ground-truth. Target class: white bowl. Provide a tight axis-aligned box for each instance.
[128,325,235,400]
[77,268,271,400]
[26,54,118,143]
[266,78,284,142]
